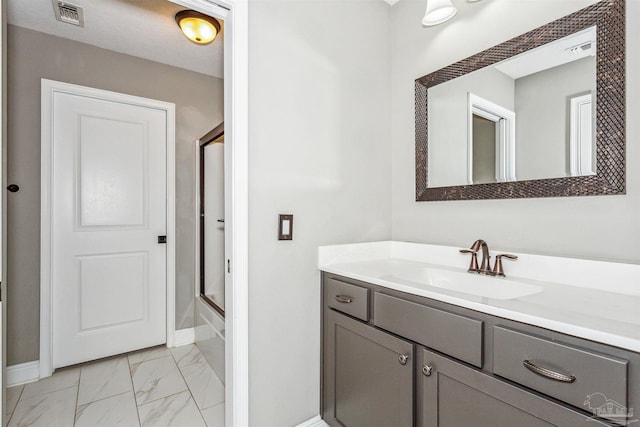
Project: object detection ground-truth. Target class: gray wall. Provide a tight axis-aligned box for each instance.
[390,0,640,263]
[515,56,595,180]
[248,1,391,424]
[6,25,223,365]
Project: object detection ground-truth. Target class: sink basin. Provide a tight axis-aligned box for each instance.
[389,267,543,300]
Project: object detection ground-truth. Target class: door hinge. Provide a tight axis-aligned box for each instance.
[227,259,230,273]
[158,235,167,244]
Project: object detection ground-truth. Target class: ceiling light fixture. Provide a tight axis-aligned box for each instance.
[422,0,457,27]
[175,10,220,45]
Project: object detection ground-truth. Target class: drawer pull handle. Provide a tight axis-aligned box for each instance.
[335,295,353,304]
[523,360,576,383]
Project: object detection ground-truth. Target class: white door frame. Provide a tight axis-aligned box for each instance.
[467,93,517,183]
[169,1,248,427]
[40,80,177,377]
[569,92,595,177]
[1,0,6,420]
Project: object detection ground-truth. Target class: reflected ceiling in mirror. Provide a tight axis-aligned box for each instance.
[415,0,624,201]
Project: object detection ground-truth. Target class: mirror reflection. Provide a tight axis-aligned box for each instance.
[428,26,596,188]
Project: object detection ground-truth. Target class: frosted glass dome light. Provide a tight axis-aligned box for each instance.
[175,10,220,45]
[422,0,458,27]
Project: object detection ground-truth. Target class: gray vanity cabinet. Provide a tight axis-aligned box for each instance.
[322,308,414,427]
[322,278,415,427]
[417,348,597,427]
[321,273,638,427]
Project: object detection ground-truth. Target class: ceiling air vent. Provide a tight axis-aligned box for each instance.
[52,1,85,27]
[566,41,595,56]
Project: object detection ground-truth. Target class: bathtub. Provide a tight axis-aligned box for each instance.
[195,296,225,383]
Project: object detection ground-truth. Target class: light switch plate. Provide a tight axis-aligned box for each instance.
[278,214,293,241]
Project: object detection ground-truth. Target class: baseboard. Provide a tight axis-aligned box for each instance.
[173,327,195,347]
[7,361,40,387]
[194,323,215,342]
[296,415,329,427]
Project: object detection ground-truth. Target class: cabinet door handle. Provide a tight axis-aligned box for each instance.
[523,360,576,383]
[335,295,353,304]
[398,354,410,365]
[422,364,433,376]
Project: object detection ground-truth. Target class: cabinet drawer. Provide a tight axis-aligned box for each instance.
[325,278,369,321]
[493,326,628,417]
[374,293,483,367]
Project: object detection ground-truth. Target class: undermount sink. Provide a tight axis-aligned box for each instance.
[389,267,543,300]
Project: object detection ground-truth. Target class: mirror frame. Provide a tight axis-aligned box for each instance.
[415,0,624,201]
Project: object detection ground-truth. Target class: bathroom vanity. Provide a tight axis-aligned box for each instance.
[319,242,640,427]
[319,0,632,425]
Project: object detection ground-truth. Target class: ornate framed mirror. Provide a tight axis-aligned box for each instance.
[415,0,624,201]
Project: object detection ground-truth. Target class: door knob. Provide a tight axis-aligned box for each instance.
[398,354,410,365]
[7,184,19,193]
[422,364,434,376]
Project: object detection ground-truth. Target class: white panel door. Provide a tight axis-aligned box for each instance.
[51,89,167,369]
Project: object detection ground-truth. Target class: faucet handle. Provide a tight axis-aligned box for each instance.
[460,249,480,272]
[493,254,518,277]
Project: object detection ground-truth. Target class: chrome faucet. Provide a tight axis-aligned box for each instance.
[460,239,518,277]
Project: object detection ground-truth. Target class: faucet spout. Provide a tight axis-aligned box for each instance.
[471,239,492,275]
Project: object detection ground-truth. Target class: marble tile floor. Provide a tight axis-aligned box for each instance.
[5,344,224,427]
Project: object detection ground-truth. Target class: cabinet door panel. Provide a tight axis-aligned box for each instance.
[438,375,552,427]
[324,309,413,427]
[419,348,603,427]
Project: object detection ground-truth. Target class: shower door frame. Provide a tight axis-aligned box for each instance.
[198,122,225,317]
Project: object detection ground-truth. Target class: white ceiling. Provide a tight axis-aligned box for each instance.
[7,0,224,79]
[495,26,596,80]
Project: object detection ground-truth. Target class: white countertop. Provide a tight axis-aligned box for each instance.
[318,241,640,353]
